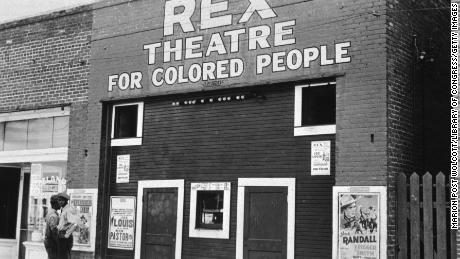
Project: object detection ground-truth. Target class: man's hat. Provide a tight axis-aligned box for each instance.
[340,195,358,209]
[56,191,70,200]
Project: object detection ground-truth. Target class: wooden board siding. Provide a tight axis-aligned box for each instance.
[103,83,335,258]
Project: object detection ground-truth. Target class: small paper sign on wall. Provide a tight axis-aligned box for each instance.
[311,141,331,175]
[116,155,130,183]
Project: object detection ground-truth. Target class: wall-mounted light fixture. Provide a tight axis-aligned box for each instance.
[171,92,265,107]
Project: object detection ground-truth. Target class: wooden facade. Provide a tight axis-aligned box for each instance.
[99,84,335,258]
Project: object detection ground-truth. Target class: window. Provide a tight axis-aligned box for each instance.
[196,191,224,229]
[0,116,69,151]
[4,121,27,150]
[111,102,144,146]
[28,118,53,149]
[189,182,231,239]
[52,116,69,147]
[294,81,336,136]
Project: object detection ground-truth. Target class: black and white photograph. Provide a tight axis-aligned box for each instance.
[0,0,457,258]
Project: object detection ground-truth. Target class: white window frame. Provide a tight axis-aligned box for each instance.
[236,178,295,259]
[111,102,144,146]
[294,82,336,136]
[189,182,231,239]
[0,106,69,122]
[135,179,184,259]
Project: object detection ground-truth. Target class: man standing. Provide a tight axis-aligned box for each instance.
[56,192,74,259]
[44,195,60,259]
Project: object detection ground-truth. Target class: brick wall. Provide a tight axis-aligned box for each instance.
[0,6,92,112]
[386,0,451,258]
[0,6,94,259]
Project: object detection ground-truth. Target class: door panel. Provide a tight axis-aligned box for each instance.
[142,188,178,259]
[244,187,287,259]
[0,167,21,239]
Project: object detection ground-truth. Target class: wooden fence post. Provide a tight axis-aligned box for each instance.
[410,173,420,259]
[397,173,407,259]
[436,172,446,259]
[423,173,433,259]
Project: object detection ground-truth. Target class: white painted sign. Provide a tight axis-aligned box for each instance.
[311,141,331,175]
[108,196,136,250]
[191,182,231,191]
[116,155,130,183]
[106,0,352,92]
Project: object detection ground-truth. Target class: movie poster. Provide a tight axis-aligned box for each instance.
[333,187,387,259]
[108,196,136,250]
[67,188,98,252]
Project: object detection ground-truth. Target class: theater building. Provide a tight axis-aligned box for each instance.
[87,0,451,258]
[0,0,452,258]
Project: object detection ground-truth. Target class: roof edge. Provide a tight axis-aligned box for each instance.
[0,4,92,30]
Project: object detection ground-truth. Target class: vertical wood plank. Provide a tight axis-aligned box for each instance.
[436,173,446,259]
[423,173,433,259]
[397,173,408,259]
[410,173,420,259]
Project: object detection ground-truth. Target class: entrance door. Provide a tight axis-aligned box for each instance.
[243,186,287,259]
[0,167,21,239]
[141,187,178,259]
[0,166,22,258]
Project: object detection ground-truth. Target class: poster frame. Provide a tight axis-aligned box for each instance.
[332,186,387,259]
[67,188,98,252]
[108,196,137,250]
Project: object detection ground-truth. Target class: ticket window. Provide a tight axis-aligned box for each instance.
[189,182,231,239]
[196,191,224,229]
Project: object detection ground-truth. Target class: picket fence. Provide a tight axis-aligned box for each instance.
[397,172,456,259]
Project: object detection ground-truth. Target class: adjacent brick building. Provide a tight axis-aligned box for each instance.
[0,5,93,259]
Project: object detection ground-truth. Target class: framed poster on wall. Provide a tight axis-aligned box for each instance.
[108,196,136,250]
[332,186,387,259]
[67,188,98,252]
